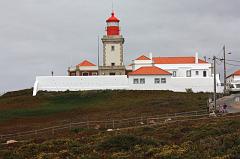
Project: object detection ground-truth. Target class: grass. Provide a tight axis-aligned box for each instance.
[0,89,209,133]
[0,91,106,121]
[1,89,240,158]
[0,90,107,121]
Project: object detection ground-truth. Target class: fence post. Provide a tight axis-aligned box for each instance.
[112,120,115,129]
[87,121,90,129]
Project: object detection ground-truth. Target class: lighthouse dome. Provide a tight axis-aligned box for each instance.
[106,12,120,22]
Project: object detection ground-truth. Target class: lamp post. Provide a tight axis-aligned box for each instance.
[222,45,231,94]
[213,56,217,111]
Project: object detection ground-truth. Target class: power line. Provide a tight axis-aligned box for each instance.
[213,57,240,64]
[225,59,240,63]
[226,62,240,67]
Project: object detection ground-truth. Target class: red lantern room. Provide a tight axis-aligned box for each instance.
[106,11,120,36]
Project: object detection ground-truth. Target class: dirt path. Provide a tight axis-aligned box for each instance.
[217,93,240,113]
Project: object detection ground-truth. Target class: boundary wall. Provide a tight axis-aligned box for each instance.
[33,75,223,96]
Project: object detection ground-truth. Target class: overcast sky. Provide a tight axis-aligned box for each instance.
[0,0,240,92]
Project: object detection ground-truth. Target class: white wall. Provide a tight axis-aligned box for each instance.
[128,75,172,90]
[105,43,121,66]
[132,59,153,70]
[132,62,212,78]
[226,75,240,85]
[33,75,223,96]
[234,75,240,81]
[33,75,129,96]
[154,64,212,77]
[128,75,222,92]
[79,66,98,71]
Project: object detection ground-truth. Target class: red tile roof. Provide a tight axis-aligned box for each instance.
[135,55,151,60]
[128,66,171,75]
[153,57,207,64]
[106,12,120,22]
[227,70,240,78]
[77,60,96,67]
[233,70,240,76]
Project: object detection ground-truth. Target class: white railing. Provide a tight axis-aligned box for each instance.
[0,110,209,141]
[0,91,6,96]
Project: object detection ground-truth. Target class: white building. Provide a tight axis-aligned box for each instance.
[33,52,222,96]
[226,70,240,83]
[132,53,211,78]
[32,11,223,96]
[226,70,240,92]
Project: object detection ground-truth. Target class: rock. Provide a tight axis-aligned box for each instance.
[107,129,113,132]
[6,140,18,145]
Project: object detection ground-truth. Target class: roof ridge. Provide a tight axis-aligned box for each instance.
[129,66,171,75]
[153,56,195,58]
[135,55,151,60]
[153,56,208,64]
[77,60,96,67]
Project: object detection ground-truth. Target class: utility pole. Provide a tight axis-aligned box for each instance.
[213,56,217,111]
[204,56,207,62]
[223,45,226,94]
[97,36,100,67]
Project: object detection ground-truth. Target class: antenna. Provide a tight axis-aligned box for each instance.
[97,36,100,67]
[70,54,73,67]
[112,0,113,11]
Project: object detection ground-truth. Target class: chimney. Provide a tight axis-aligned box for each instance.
[149,52,153,60]
[195,52,198,64]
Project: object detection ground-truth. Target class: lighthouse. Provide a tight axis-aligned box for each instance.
[99,11,126,75]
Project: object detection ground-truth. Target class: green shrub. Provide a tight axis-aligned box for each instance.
[186,88,193,93]
[97,134,158,152]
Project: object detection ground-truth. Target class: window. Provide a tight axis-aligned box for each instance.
[111,45,115,51]
[133,78,139,84]
[140,78,145,84]
[107,22,119,27]
[172,71,177,77]
[203,71,207,77]
[161,78,166,83]
[154,78,160,84]
[70,72,76,76]
[110,72,116,75]
[82,72,89,76]
[186,70,191,77]
[195,71,199,76]
[236,84,240,88]
[92,72,98,76]
[111,63,115,66]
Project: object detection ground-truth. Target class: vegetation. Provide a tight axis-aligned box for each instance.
[1,89,240,158]
[1,116,240,158]
[0,89,209,133]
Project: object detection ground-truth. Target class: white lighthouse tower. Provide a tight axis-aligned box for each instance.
[99,11,126,75]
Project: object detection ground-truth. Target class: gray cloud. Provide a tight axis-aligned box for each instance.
[0,0,239,92]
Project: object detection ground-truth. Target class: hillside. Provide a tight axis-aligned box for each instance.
[1,89,240,158]
[1,114,240,158]
[0,89,209,134]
